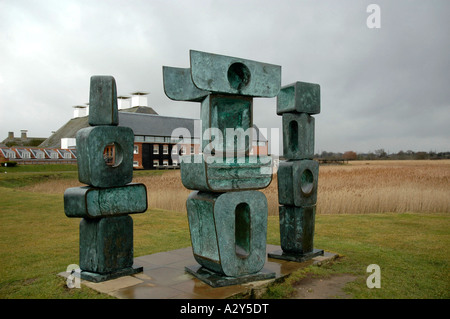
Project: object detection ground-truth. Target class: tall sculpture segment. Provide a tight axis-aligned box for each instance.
[268,81,324,262]
[64,76,148,282]
[163,50,281,286]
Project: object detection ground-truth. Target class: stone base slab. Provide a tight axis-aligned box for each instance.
[80,265,143,283]
[185,264,275,288]
[268,248,324,263]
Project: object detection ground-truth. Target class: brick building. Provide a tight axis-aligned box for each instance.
[3,93,268,169]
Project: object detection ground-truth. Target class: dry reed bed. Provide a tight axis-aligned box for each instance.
[315,160,450,214]
[22,160,450,215]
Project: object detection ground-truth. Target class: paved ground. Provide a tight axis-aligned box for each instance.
[60,245,341,299]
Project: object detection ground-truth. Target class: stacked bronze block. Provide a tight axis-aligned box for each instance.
[163,50,281,286]
[64,76,147,282]
[268,82,324,262]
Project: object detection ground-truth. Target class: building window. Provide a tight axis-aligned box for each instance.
[153,144,159,154]
[35,151,45,159]
[103,144,115,166]
[153,160,159,166]
[18,150,31,158]
[50,152,59,159]
[163,160,169,166]
[133,161,139,167]
[172,145,178,154]
[6,150,16,159]
[163,145,169,155]
[181,147,186,155]
[190,145,195,154]
[135,136,144,142]
[134,145,139,154]
[172,159,178,166]
[154,136,164,143]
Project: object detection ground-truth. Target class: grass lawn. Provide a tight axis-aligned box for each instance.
[0,165,448,299]
[265,213,449,299]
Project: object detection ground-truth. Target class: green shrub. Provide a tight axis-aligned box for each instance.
[2,161,17,167]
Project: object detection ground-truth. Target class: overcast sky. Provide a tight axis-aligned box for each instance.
[1,0,449,154]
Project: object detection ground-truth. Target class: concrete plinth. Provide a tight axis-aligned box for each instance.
[81,265,143,283]
[59,245,338,299]
[185,264,275,288]
[267,248,324,263]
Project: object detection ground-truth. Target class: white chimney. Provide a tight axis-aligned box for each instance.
[131,92,148,107]
[117,96,131,110]
[73,105,87,118]
[61,138,77,149]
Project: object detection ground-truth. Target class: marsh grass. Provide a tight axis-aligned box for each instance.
[1,162,448,299]
[315,160,450,214]
[19,160,450,216]
[0,186,447,298]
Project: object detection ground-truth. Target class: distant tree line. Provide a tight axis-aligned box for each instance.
[315,149,450,161]
[5,139,44,147]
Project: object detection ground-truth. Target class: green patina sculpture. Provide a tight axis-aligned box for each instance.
[186,190,268,277]
[76,126,134,187]
[179,154,272,192]
[163,50,280,286]
[276,81,320,116]
[282,112,315,160]
[64,183,147,218]
[268,81,324,262]
[277,159,319,207]
[64,76,147,282]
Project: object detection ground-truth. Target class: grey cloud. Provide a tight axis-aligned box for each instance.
[0,0,449,153]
